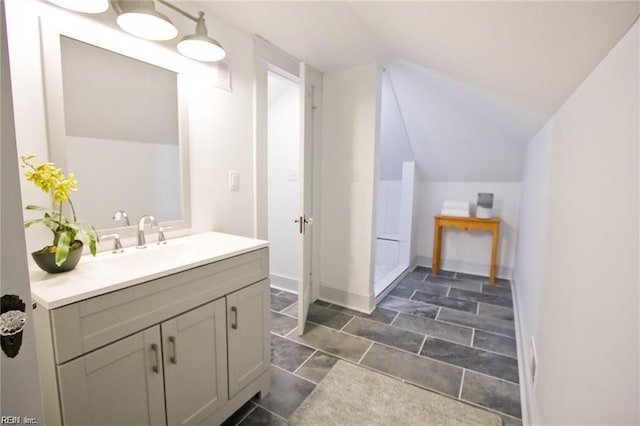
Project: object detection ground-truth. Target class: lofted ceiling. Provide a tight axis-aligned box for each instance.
[196,1,640,181]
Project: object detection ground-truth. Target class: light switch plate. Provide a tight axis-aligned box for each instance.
[229,171,239,191]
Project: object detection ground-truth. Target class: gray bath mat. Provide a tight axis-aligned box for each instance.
[288,360,501,425]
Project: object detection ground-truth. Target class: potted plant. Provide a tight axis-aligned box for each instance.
[20,155,97,273]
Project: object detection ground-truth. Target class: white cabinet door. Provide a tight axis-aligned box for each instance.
[57,327,165,426]
[162,299,228,426]
[227,280,270,398]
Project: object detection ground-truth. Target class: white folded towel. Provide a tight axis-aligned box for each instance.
[441,208,471,217]
[443,200,470,210]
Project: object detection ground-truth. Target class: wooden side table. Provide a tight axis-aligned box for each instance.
[432,215,501,285]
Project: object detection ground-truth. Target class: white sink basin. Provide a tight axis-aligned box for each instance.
[99,243,194,270]
[30,232,269,309]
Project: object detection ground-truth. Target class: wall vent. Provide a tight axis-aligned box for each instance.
[207,61,231,91]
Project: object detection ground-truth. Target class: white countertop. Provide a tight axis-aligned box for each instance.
[30,231,268,310]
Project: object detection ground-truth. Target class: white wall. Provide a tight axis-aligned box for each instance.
[267,72,300,286]
[6,0,257,255]
[319,63,380,312]
[1,0,43,416]
[515,22,639,425]
[415,182,521,278]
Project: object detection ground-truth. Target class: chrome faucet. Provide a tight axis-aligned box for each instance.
[137,215,157,249]
[113,210,130,227]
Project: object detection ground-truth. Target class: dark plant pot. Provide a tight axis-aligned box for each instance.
[32,241,83,273]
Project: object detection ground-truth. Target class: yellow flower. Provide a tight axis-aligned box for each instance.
[52,188,68,203]
[51,174,77,202]
[21,156,78,203]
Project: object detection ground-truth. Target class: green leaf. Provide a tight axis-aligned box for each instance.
[24,218,45,228]
[64,222,81,233]
[73,227,97,257]
[25,205,50,211]
[24,217,61,233]
[55,230,72,266]
[26,205,57,214]
[88,231,97,256]
[90,224,100,244]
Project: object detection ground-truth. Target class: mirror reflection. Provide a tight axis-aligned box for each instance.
[58,35,182,230]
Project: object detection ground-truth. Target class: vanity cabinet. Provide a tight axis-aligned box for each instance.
[57,326,166,426]
[227,281,270,398]
[163,299,228,426]
[33,247,271,426]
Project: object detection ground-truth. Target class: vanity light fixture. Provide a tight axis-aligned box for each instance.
[157,0,226,62]
[177,12,226,62]
[49,0,226,62]
[47,0,110,14]
[114,1,178,41]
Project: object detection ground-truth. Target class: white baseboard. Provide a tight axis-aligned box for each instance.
[416,255,513,279]
[275,276,373,314]
[512,278,536,426]
[270,274,298,294]
[319,284,373,314]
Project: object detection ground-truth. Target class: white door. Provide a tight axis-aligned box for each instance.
[297,62,317,335]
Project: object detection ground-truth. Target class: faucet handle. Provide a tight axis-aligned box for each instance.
[158,225,173,245]
[102,233,124,253]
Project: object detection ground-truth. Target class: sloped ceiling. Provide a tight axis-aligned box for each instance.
[198,1,640,181]
[387,61,528,181]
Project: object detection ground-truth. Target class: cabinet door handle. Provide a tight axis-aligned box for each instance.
[231,306,238,330]
[169,336,177,364]
[151,343,160,374]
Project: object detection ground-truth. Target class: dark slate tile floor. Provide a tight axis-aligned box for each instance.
[226,273,522,426]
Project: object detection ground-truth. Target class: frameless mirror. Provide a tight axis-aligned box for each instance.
[59,36,182,229]
[40,16,191,235]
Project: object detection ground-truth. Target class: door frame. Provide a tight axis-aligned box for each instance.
[253,36,322,301]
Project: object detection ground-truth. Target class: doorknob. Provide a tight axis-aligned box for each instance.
[294,216,314,234]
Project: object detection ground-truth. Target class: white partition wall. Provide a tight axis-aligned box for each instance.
[374,161,415,296]
[398,162,416,273]
[375,181,401,281]
[318,63,380,312]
